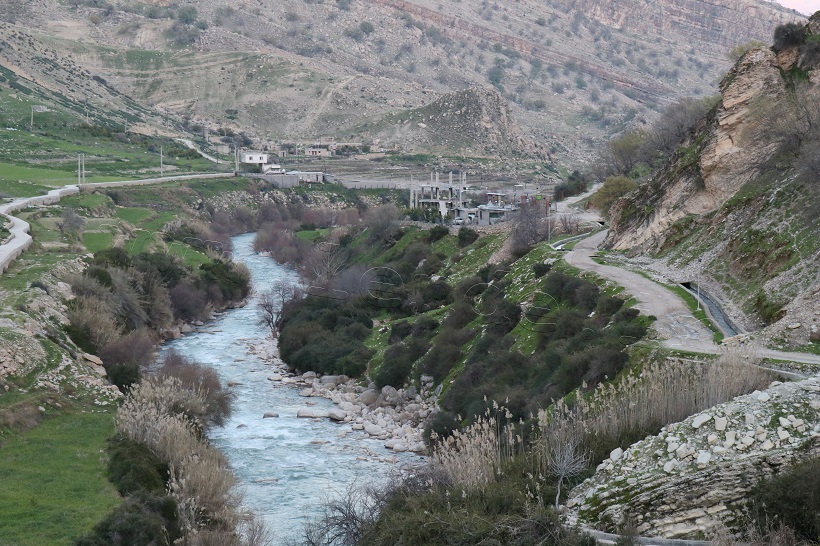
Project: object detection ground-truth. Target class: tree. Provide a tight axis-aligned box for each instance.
[542,434,588,511]
[176,6,198,25]
[58,207,85,242]
[301,243,350,288]
[258,291,278,334]
[258,279,298,333]
[773,22,806,51]
[510,202,545,256]
[590,176,638,217]
[364,204,400,244]
[559,213,580,235]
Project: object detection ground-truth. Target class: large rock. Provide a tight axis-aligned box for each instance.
[357,389,379,406]
[328,408,347,421]
[297,408,329,419]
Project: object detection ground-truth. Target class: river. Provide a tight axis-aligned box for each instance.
[160,233,421,544]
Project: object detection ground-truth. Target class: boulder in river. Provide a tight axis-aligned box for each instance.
[328,408,347,421]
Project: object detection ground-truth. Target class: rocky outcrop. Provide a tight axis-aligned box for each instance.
[567,376,820,539]
[376,87,541,158]
[606,47,787,253]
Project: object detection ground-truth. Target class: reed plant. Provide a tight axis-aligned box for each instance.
[537,346,772,462]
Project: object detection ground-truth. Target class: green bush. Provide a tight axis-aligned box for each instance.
[374,338,430,388]
[427,225,449,243]
[533,262,551,278]
[107,437,168,496]
[457,227,479,247]
[750,457,820,541]
[75,493,181,546]
[106,363,141,392]
[773,22,806,51]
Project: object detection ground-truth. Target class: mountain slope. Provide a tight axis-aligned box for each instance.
[0,0,804,163]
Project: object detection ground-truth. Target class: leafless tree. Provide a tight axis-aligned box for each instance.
[559,213,580,235]
[363,204,400,244]
[58,207,85,242]
[541,433,589,511]
[510,202,545,256]
[301,243,350,288]
[258,279,299,334]
[258,290,279,335]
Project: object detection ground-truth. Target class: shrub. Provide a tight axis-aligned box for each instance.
[100,329,155,369]
[591,176,638,217]
[773,22,806,51]
[75,494,181,546]
[533,262,552,278]
[157,351,235,430]
[170,282,209,321]
[374,338,430,388]
[750,457,820,541]
[427,225,449,243]
[107,437,168,495]
[457,227,479,247]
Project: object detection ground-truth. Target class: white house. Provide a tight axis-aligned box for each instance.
[241,152,269,165]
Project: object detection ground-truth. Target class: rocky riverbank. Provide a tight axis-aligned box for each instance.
[247,338,432,455]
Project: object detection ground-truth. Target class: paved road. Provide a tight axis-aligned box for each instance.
[565,231,820,367]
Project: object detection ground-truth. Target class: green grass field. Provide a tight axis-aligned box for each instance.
[0,407,121,546]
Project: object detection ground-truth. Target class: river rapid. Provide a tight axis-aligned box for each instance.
[160,233,420,544]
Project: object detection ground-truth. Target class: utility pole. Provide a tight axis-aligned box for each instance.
[30,106,33,130]
[160,145,164,177]
[696,258,702,311]
[547,197,552,242]
[78,153,85,184]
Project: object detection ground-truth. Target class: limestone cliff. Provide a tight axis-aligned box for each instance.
[605,47,787,254]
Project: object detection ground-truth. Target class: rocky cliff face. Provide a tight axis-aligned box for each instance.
[567,375,820,539]
[605,47,788,253]
[550,0,799,48]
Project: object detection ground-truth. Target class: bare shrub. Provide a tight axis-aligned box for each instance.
[100,328,156,368]
[536,432,588,510]
[363,204,400,244]
[300,243,350,287]
[67,296,122,350]
[58,207,85,242]
[301,484,390,546]
[157,350,234,430]
[170,281,210,321]
[559,213,580,234]
[510,202,545,256]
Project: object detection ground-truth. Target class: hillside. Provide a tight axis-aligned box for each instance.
[0,0,804,164]
[605,14,820,349]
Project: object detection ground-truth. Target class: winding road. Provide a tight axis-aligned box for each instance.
[564,230,820,367]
